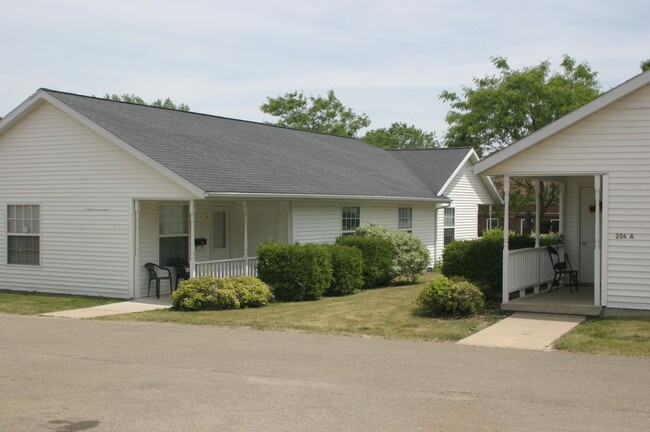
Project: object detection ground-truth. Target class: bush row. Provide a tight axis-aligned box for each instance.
[257,242,365,301]
[171,275,273,311]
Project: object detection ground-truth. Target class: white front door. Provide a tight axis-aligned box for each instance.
[212,206,231,260]
[579,186,595,284]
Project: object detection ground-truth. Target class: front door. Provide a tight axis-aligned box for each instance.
[211,206,231,260]
[579,186,595,284]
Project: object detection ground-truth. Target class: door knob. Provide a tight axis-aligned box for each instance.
[581,241,587,245]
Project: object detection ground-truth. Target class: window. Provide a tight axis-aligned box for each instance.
[443,207,455,246]
[398,207,412,232]
[520,217,535,236]
[486,218,499,229]
[159,204,189,265]
[7,204,40,265]
[341,206,360,235]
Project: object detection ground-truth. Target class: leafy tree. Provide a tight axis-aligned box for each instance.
[641,59,650,72]
[362,122,438,149]
[440,55,600,156]
[440,55,600,227]
[104,93,190,111]
[260,90,370,137]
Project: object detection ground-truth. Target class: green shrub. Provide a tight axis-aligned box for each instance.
[327,245,364,296]
[257,242,332,301]
[416,276,484,317]
[442,228,555,299]
[335,235,394,287]
[219,276,274,308]
[354,223,430,282]
[171,276,272,311]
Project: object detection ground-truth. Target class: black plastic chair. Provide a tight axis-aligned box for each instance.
[144,263,172,298]
[168,257,190,290]
[547,246,578,293]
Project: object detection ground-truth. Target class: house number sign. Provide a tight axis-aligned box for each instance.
[615,233,634,239]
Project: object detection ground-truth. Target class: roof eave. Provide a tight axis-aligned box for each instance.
[206,192,450,203]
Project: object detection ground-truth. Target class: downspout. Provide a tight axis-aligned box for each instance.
[502,175,510,304]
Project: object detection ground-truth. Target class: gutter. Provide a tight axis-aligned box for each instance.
[205,192,450,203]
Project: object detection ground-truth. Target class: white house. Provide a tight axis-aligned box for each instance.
[0,89,498,298]
[475,69,650,316]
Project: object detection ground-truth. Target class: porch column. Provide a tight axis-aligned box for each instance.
[189,199,196,278]
[594,176,601,306]
[533,179,541,294]
[134,200,140,298]
[488,204,493,230]
[534,180,541,247]
[243,201,249,275]
[559,182,565,235]
[502,175,510,303]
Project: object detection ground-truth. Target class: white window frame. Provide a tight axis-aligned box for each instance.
[486,217,499,229]
[520,217,535,235]
[159,203,189,265]
[443,207,455,246]
[398,207,413,232]
[341,205,361,235]
[7,204,41,266]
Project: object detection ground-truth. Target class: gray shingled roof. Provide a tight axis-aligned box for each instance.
[44,90,461,200]
[387,148,471,194]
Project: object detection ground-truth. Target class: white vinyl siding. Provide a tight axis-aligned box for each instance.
[0,102,196,298]
[483,85,650,310]
[434,159,494,263]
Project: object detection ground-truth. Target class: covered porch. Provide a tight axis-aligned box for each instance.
[499,174,604,315]
[135,198,290,298]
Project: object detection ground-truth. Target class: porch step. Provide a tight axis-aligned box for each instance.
[502,302,602,317]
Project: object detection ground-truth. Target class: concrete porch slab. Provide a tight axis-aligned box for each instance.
[457,312,585,351]
[41,296,171,319]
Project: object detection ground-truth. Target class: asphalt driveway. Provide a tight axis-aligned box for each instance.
[0,314,648,431]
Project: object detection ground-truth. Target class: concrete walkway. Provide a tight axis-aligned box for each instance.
[41,296,171,318]
[457,312,585,351]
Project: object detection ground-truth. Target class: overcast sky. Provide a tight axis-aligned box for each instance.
[1,0,648,137]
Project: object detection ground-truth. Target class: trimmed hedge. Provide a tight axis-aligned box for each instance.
[171,276,273,311]
[416,276,484,317]
[327,245,364,296]
[257,242,332,301]
[335,235,395,287]
[257,242,365,300]
[442,228,561,298]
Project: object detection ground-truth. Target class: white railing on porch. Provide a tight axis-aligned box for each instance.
[507,246,562,295]
[194,257,259,278]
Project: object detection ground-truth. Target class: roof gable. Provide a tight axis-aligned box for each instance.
[475,69,650,174]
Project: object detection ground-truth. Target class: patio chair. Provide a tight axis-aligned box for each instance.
[547,246,578,293]
[144,263,172,299]
[168,257,190,290]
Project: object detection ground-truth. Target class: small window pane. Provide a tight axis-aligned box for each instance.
[444,208,455,227]
[444,228,455,246]
[342,206,360,234]
[398,207,412,230]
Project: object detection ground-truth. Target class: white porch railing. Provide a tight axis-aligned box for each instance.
[194,257,259,278]
[507,246,562,295]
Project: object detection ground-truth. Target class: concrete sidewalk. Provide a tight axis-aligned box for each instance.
[41,296,171,318]
[457,312,585,351]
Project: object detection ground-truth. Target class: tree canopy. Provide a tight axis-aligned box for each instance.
[440,55,600,156]
[362,122,438,149]
[104,93,190,111]
[641,59,650,72]
[260,90,370,138]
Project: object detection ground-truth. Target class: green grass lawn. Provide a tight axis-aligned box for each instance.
[0,290,120,315]
[102,272,508,342]
[554,317,650,357]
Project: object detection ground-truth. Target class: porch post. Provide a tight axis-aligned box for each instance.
[533,179,541,294]
[594,176,601,306]
[488,204,493,230]
[502,175,510,303]
[534,180,541,247]
[189,199,196,278]
[243,201,249,275]
[134,200,140,298]
[559,182,565,235]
